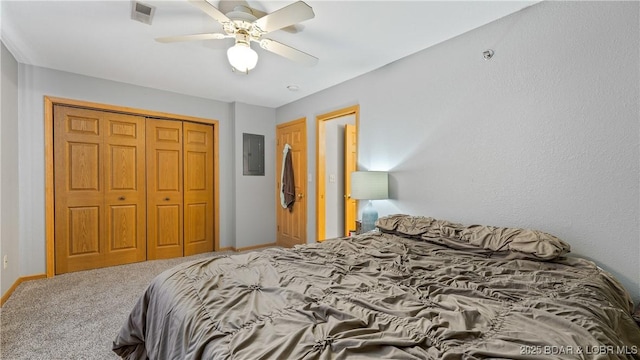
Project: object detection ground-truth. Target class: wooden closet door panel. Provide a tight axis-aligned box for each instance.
[104,114,146,266]
[183,122,214,256]
[54,106,148,274]
[147,119,183,259]
[54,106,105,274]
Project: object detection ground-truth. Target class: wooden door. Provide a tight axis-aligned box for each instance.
[104,112,147,267]
[344,124,357,235]
[276,119,307,247]
[54,106,146,274]
[183,122,214,256]
[146,119,183,259]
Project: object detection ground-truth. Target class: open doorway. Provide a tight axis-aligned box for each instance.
[316,105,359,241]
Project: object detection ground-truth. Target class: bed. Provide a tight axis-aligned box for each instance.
[113,214,640,359]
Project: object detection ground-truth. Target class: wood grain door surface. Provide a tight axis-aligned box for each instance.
[54,106,146,274]
[344,124,357,235]
[276,119,307,247]
[52,103,217,274]
[146,119,184,260]
[183,122,214,256]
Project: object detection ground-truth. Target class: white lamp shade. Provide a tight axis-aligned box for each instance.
[227,43,258,72]
[351,171,389,200]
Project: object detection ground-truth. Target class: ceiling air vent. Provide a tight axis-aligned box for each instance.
[131,1,155,25]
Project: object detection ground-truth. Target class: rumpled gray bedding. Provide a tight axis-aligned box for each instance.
[113,215,640,359]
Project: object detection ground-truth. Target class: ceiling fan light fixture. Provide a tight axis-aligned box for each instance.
[227,42,258,73]
[158,1,317,72]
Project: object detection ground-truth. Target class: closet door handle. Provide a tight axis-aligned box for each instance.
[164,197,170,201]
[118,196,126,201]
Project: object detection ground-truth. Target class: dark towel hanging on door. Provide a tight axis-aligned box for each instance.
[280,144,295,211]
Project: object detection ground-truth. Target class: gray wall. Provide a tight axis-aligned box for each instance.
[17,64,234,275]
[1,42,20,295]
[276,1,640,303]
[232,102,276,248]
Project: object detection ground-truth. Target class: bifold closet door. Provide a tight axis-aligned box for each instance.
[183,122,214,256]
[146,120,214,259]
[54,106,146,274]
[146,119,184,259]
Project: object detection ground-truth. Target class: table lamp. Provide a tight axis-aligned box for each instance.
[350,171,389,232]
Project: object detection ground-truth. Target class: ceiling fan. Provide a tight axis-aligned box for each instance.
[156,0,318,73]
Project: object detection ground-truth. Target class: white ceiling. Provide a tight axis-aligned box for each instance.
[1,0,537,108]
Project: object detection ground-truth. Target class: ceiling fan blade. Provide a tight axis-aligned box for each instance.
[245,5,301,33]
[188,0,232,25]
[260,38,318,66]
[280,24,303,34]
[254,1,314,34]
[156,33,227,43]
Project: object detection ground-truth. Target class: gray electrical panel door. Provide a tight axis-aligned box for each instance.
[243,133,265,176]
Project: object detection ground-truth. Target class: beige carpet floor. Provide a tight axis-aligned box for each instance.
[0,251,235,359]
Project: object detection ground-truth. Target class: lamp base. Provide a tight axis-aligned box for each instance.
[361,200,378,233]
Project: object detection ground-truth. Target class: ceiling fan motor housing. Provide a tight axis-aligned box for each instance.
[235,31,251,46]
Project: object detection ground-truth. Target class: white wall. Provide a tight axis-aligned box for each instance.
[1,42,20,295]
[277,1,640,303]
[17,65,234,275]
[232,102,276,248]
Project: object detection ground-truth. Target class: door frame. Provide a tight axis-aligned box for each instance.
[44,96,220,278]
[315,105,359,242]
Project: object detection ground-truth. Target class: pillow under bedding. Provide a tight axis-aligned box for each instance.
[376,214,570,261]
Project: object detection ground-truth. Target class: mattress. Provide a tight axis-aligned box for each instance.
[113,215,640,359]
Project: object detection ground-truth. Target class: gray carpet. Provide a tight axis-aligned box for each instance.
[0,251,235,359]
